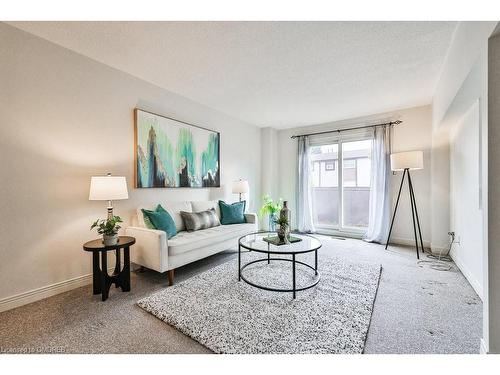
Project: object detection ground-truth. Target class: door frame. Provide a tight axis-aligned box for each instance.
[311,134,373,236]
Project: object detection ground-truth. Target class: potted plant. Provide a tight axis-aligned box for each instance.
[274,215,290,244]
[259,195,282,231]
[91,216,123,246]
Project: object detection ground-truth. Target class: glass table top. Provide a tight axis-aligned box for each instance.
[239,232,322,254]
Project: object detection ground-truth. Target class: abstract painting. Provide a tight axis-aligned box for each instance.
[134,109,220,188]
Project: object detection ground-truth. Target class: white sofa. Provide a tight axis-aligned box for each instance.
[125,200,258,285]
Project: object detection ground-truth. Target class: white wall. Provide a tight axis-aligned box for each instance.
[431,21,496,353]
[449,101,483,298]
[439,48,489,302]
[260,127,279,229]
[0,24,261,307]
[273,105,433,246]
[429,128,450,253]
[433,22,497,128]
[389,106,433,247]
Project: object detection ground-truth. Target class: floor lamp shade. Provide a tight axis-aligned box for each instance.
[89,176,129,201]
[390,151,424,171]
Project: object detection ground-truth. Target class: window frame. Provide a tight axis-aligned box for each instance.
[325,161,335,171]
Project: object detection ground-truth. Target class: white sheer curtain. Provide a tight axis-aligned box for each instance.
[364,125,391,243]
[297,136,316,233]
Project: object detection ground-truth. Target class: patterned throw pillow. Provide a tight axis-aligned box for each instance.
[180,208,221,232]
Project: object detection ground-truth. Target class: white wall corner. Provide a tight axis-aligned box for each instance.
[450,250,484,301]
[430,127,451,251]
[432,21,498,128]
[260,127,280,229]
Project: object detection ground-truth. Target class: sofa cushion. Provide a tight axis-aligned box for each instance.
[167,223,255,256]
[180,208,221,232]
[219,200,246,225]
[137,201,192,231]
[191,200,221,219]
[142,206,177,239]
[143,213,155,229]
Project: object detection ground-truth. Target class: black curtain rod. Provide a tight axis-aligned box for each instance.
[290,120,402,139]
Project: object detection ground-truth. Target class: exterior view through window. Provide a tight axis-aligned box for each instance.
[310,139,372,232]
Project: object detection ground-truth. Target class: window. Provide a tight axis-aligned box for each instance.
[342,140,372,229]
[309,138,372,232]
[310,144,339,227]
[343,159,355,168]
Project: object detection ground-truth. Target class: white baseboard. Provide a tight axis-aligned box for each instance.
[389,236,431,249]
[0,267,115,313]
[480,338,489,354]
[430,243,448,255]
[450,251,483,300]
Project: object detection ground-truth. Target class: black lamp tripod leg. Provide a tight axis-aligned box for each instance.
[408,173,420,259]
[385,169,407,249]
[408,171,424,254]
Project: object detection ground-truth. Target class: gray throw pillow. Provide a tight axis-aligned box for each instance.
[180,208,221,232]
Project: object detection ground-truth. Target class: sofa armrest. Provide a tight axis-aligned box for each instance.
[244,213,258,225]
[125,226,169,272]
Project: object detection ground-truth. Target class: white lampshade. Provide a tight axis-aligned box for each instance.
[232,179,249,194]
[390,151,424,171]
[89,175,129,201]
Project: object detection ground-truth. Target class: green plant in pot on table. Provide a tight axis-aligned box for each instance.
[259,195,282,231]
[274,215,290,244]
[91,216,123,246]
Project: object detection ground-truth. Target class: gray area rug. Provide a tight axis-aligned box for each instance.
[138,252,381,354]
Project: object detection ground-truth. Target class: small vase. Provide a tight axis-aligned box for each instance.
[103,234,118,246]
[280,201,291,224]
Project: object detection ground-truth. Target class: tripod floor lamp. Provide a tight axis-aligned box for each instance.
[385,151,424,259]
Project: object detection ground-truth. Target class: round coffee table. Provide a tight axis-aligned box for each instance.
[238,231,321,299]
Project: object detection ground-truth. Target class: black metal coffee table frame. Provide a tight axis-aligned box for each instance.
[238,232,321,299]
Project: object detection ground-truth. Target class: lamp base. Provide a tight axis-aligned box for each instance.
[385,168,424,259]
[107,202,114,220]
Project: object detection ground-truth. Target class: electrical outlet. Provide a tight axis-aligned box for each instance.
[448,231,455,242]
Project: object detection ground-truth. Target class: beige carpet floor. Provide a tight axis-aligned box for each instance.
[0,237,482,354]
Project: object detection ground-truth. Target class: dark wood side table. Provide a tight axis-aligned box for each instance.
[83,236,135,301]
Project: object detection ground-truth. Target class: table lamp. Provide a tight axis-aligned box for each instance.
[385,151,424,259]
[232,179,249,202]
[89,173,129,219]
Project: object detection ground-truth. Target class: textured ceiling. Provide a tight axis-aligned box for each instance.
[8,21,457,128]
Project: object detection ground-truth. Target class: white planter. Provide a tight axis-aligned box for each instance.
[103,234,118,246]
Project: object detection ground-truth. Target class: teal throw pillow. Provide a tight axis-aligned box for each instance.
[141,204,165,229]
[141,205,177,239]
[143,214,154,229]
[218,200,246,225]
